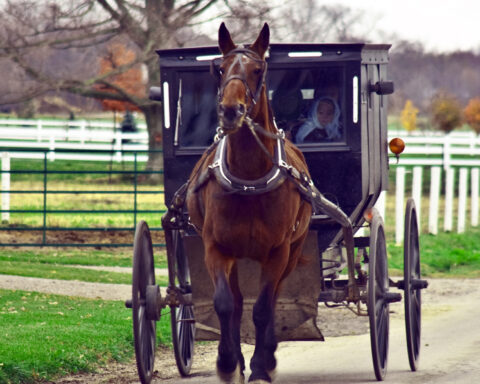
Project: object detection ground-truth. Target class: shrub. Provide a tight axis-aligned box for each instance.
[464,97,480,134]
[430,91,463,133]
[400,99,419,131]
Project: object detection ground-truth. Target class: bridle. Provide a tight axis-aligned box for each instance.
[211,47,267,116]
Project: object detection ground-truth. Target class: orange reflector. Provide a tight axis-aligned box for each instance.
[363,208,374,223]
[389,137,405,155]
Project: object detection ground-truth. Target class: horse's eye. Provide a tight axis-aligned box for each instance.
[218,68,225,75]
[254,68,262,75]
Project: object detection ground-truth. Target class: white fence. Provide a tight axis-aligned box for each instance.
[381,130,480,242]
[0,117,149,162]
[1,119,480,238]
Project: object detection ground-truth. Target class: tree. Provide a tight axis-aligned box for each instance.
[464,97,480,134]
[271,0,366,43]
[430,91,463,133]
[400,99,419,132]
[95,42,144,113]
[0,0,233,180]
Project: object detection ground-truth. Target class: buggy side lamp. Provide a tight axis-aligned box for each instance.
[369,81,394,95]
[149,86,162,101]
[389,137,405,163]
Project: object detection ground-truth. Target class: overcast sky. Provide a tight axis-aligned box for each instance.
[327,0,479,53]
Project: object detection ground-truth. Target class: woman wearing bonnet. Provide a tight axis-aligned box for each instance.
[295,96,342,143]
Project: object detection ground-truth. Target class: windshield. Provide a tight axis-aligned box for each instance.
[177,65,346,147]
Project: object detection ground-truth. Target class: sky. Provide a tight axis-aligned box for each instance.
[327,0,479,53]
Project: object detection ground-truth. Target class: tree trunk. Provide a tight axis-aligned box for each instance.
[143,103,164,184]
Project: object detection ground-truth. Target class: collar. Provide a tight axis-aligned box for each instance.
[208,136,289,195]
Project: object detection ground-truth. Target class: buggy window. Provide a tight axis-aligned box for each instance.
[178,71,218,147]
[176,66,345,147]
[268,66,345,145]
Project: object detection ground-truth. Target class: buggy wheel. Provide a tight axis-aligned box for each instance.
[404,198,426,371]
[170,230,195,376]
[132,221,157,384]
[368,212,390,381]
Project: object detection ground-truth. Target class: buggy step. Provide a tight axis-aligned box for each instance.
[125,299,132,309]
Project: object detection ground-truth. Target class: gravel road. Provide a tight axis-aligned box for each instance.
[1,275,479,383]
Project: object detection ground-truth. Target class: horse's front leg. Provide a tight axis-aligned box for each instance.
[249,244,290,383]
[230,263,245,374]
[205,244,243,382]
[249,283,276,383]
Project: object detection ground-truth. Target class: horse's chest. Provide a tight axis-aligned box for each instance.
[209,195,290,254]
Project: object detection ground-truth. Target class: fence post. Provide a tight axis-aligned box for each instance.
[444,167,455,232]
[412,166,423,230]
[443,137,451,170]
[395,167,405,244]
[80,120,86,145]
[37,120,43,142]
[428,166,441,235]
[1,152,10,222]
[115,133,122,163]
[472,168,479,227]
[48,137,56,162]
[457,168,468,233]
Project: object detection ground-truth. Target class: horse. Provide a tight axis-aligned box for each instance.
[186,22,312,383]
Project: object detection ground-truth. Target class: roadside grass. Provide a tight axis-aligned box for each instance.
[0,248,166,268]
[0,289,171,384]
[388,226,480,277]
[0,248,168,285]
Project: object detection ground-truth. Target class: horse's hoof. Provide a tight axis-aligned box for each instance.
[217,362,244,384]
[267,369,276,382]
[248,372,272,383]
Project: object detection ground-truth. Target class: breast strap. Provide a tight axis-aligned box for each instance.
[204,136,289,195]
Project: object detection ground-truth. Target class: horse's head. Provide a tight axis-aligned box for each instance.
[214,22,269,134]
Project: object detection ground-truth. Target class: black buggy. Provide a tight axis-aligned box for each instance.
[125,42,428,383]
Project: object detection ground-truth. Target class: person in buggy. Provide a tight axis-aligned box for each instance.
[295,96,342,143]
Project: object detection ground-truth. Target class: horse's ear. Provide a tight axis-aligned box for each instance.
[250,23,270,59]
[218,22,236,55]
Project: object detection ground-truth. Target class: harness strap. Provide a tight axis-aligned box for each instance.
[207,136,288,195]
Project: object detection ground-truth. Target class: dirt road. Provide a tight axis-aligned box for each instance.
[48,278,480,384]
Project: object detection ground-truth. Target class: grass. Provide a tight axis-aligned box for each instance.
[0,248,168,285]
[0,289,171,384]
[388,227,480,277]
[0,248,166,268]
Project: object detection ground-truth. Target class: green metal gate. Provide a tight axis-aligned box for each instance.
[0,148,166,247]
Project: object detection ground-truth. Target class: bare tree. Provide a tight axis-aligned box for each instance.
[270,0,366,43]
[0,0,233,178]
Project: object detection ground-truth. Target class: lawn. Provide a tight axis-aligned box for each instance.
[0,289,171,384]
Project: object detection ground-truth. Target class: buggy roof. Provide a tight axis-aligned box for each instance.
[156,43,391,68]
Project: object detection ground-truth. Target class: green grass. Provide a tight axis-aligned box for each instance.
[0,248,167,268]
[0,289,171,384]
[388,227,480,277]
[0,248,168,285]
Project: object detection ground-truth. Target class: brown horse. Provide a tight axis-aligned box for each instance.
[186,23,312,383]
